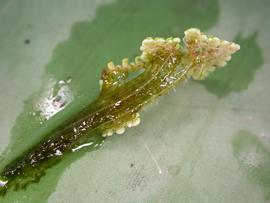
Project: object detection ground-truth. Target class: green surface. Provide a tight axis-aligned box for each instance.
[0,0,269,202]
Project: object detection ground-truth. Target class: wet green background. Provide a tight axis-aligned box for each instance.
[0,0,269,202]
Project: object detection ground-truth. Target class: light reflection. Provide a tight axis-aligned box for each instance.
[72,142,94,152]
[37,78,73,120]
[55,150,63,156]
[0,179,8,187]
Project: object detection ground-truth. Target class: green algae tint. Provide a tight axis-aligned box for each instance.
[0,28,239,196]
[0,0,222,201]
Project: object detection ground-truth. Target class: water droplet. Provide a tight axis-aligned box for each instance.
[37,78,73,120]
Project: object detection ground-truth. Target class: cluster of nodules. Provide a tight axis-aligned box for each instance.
[183,28,240,80]
[99,57,143,91]
[102,113,141,137]
[100,28,240,137]
[140,37,181,63]
[99,35,181,91]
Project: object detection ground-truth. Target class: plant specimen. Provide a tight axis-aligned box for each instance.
[0,28,240,195]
